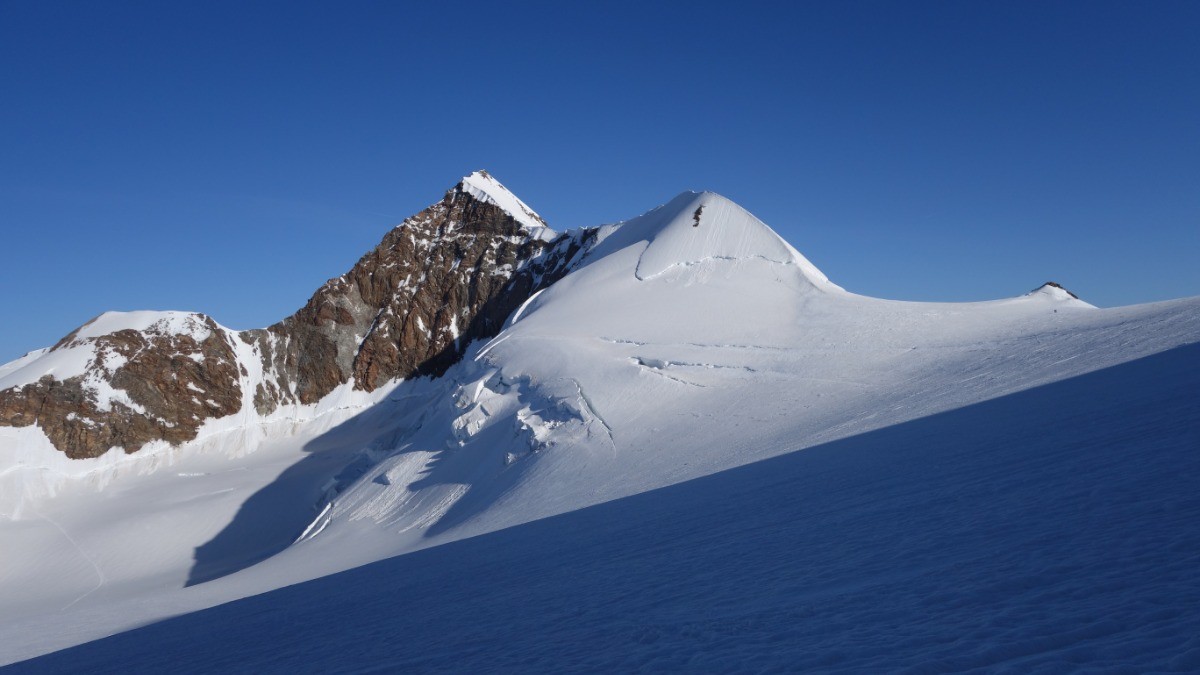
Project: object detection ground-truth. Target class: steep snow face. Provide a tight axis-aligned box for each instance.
[588,191,837,287]
[456,170,554,239]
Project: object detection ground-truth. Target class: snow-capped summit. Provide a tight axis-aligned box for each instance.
[455,170,553,239]
[1026,281,1095,307]
[70,310,215,343]
[589,190,839,289]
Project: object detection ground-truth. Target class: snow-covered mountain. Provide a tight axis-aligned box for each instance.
[0,171,582,459]
[1,174,1198,671]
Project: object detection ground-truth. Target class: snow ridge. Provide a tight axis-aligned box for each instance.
[0,311,213,394]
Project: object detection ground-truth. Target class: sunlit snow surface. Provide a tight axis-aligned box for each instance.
[1,191,1198,671]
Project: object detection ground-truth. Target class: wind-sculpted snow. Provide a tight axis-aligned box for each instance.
[0,174,1197,669]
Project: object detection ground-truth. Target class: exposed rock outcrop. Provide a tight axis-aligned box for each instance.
[0,314,242,459]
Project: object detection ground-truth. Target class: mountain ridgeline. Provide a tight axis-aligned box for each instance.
[0,172,595,458]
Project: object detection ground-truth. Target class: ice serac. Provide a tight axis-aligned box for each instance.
[591,191,838,289]
[0,173,594,457]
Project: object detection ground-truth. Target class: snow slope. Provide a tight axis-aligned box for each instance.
[1,188,1198,669]
[10,342,1200,673]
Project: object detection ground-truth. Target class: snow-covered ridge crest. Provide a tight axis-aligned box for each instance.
[69,310,214,343]
[456,170,554,240]
[0,310,214,395]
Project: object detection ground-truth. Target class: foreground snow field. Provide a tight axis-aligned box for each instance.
[1,186,1198,670]
[9,343,1200,673]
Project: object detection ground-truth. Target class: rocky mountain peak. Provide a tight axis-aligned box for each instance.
[243,174,590,412]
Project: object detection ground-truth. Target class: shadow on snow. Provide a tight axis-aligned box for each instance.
[92,343,1200,672]
[185,289,538,587]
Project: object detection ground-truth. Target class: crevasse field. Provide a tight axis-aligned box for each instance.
[2,185,1198,672]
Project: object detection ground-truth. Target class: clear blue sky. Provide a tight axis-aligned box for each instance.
[2,1,1197,362]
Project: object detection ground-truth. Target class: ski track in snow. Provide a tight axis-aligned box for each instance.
[32,509,106,612]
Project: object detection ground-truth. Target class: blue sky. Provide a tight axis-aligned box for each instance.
[2,1,1197,361]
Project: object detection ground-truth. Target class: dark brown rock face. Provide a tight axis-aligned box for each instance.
[0,315,242,459]
[0,176,593,457]
[242,181,589,413]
